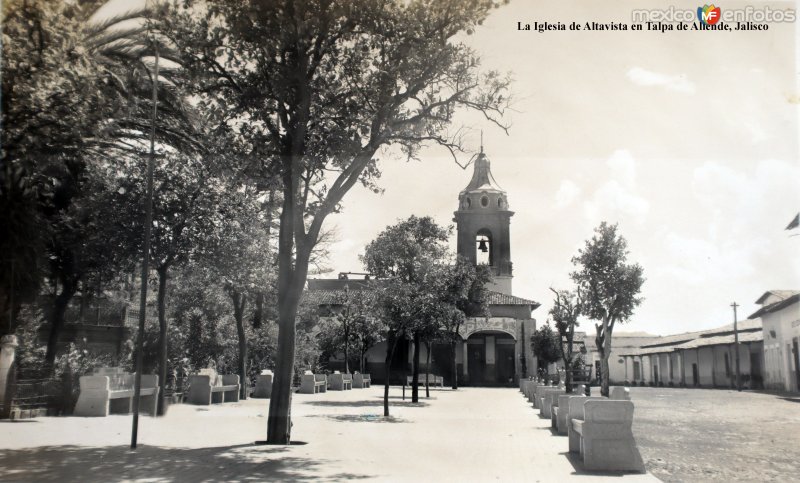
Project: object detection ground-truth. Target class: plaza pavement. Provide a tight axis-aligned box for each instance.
[0,386,657,482]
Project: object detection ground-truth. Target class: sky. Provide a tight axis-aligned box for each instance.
[317,0,800,335]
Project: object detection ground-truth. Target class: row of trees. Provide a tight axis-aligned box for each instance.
[316,216,491,415]
[4,0,512,442]
[531,223,645,397]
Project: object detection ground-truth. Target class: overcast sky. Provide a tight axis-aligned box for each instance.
[319,0,800,335]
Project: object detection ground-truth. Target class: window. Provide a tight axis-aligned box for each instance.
[480,195,489,207]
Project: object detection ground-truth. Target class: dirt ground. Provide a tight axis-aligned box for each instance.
[629,387,800,482]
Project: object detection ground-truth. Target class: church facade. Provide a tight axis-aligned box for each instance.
[307,150,539,386]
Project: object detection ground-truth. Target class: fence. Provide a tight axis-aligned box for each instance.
[8,378,66,415]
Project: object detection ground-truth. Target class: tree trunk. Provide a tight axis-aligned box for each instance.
[595,319,612,397]
[343,319,349,374]
[252,291,264,328]
[383,333,397,417]
[425,340,431,398]
[266,273,303,444]
[411,332,420,403]
[156,266,169,416]
[266,192,314,444]
[45,279,77,368]
[451,340,458,389]
[232,290,248,400]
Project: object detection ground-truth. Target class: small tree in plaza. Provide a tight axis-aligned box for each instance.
[549,287,582,393]
[363,216,451,405]
[571,222,644,397]
[530,324,561,381]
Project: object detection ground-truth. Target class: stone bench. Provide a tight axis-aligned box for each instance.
[188,370,240,405]
[353,373,371,388]
[522,380,538,402]
[252,371,273,398]
[74,368,158,417]
[552,393,576,434]
[570,400,644,472]
[533,385,550,409]
[539,388,565,419]
[300,374,327,394]
[567,396,607,451]
[610,386,630,400]
[329,373,353,391]
[406,374,444,387]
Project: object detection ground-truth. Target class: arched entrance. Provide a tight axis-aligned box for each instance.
[466,330,516,386]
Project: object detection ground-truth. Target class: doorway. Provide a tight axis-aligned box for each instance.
[467,340,485,384]
[692,363,699,386]
[466,332,516,386]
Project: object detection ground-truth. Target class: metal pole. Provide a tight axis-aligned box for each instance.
[131,38,159,450]
[731,302,741,392]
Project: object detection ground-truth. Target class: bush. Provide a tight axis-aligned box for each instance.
[54,341,118,414]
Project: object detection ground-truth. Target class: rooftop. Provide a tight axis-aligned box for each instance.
[617,318,763,356]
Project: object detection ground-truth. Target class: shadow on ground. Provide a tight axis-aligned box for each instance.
[0,444,373,482]
[305,414,408,423]
[562,451,645,478]
[302,398,430,408]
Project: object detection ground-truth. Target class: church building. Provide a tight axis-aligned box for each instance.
[307,149,539,386]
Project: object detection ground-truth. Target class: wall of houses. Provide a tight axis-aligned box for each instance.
[761,304,800,392]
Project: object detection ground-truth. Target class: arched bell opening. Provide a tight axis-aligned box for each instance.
[475,228,493,266]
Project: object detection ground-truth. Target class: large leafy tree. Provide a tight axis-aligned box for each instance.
[115,149,227,414]
[1,0,199,360]
[162,0,510,443]
[571,222,644,397]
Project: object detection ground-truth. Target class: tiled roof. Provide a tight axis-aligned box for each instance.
[618,319,763,356]
[486,291,539,307]
[749,292,800,318]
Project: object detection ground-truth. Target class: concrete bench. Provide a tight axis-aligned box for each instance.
[539,388,565,419]
[253,371,273,398]
[522,380,538,402]
[571,400,644,472]
[567,396,607,452]
[300,374,327,394]
[610,386,631,400]
[188,370,240,405]
[353,373,371,388]
[406,374,444,387]
[552,393,577,434]
[329,373,353,391]
[74,368,158,417]
[533,385,551,409]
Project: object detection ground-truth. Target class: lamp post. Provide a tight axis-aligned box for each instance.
[131,35,159,450]
[731,302,741,392]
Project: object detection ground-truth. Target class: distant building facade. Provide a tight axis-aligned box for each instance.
[751,290,800,392]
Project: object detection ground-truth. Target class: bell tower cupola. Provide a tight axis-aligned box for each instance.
[453,147,513,295]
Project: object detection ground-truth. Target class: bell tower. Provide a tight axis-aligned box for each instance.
[453,148,513,295]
